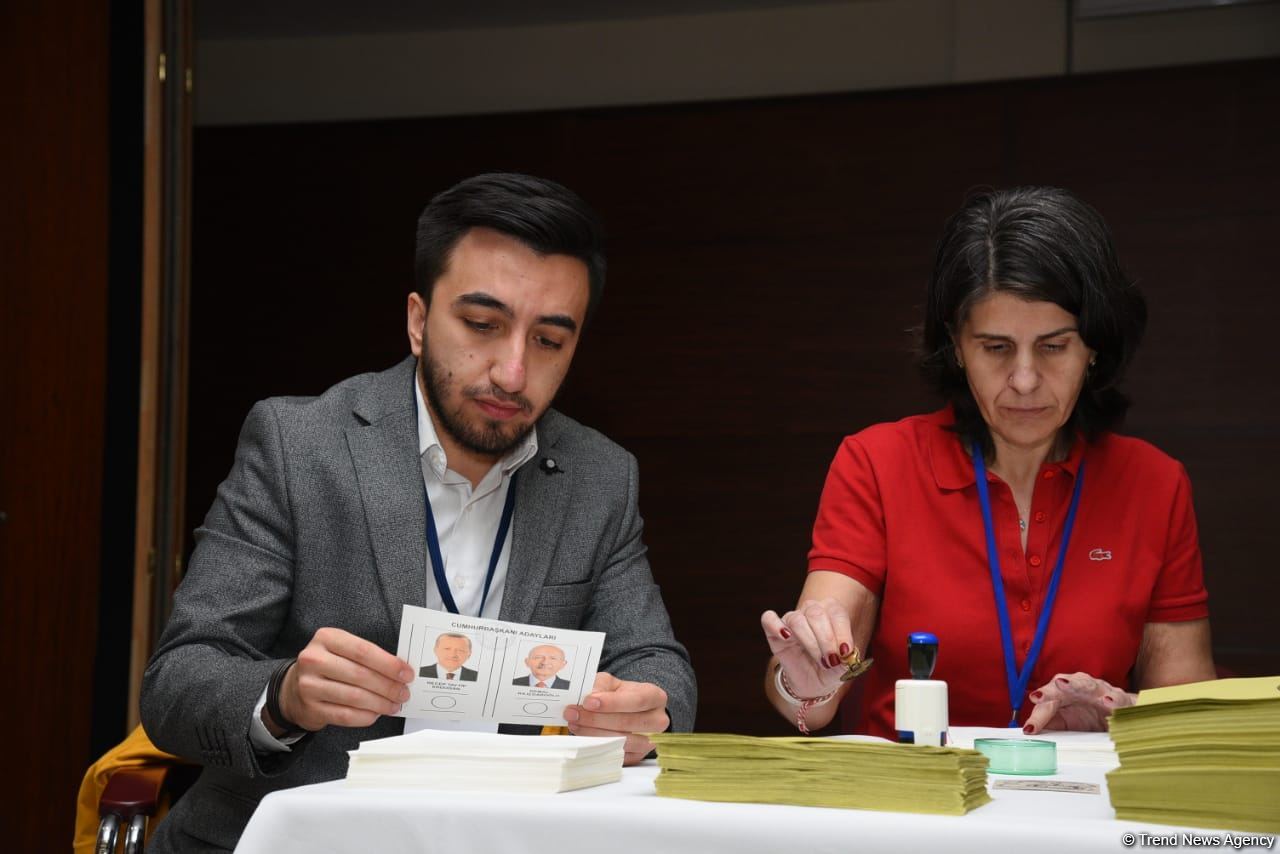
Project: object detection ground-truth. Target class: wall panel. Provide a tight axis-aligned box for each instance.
[188,58,1280,735]
[0,1,111,847]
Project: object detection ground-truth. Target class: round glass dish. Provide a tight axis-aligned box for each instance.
[973,738,1057,775]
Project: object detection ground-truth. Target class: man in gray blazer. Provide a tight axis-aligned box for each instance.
[140,173,696,852]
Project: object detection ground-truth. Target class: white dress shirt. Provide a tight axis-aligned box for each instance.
[251,374,537,751]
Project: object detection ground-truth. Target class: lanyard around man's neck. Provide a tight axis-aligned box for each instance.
[421,472,517,616]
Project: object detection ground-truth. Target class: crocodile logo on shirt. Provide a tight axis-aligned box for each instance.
[1088,548,1112,561]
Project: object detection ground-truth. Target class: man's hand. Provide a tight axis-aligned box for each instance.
[267,627,413,735]
[1022,671,1135,734]
[562,672,669,765]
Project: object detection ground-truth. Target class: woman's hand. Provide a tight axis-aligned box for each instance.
[761,597,856,699]
[1022,671,1135,734]
[761,572,878,732]
[1023,623,1213,733]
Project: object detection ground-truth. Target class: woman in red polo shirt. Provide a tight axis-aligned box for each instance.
[761,187,1216,739]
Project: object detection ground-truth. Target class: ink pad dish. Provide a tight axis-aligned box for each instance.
[973,737,1057,775]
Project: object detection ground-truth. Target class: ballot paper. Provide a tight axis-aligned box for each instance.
[649,732,991,816]
[992,779,1101,794]
[346,729,625,792]
[1107,676,1280,834]
[395,604,604,728]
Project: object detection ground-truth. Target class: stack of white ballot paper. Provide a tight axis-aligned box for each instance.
[346,730,627,793]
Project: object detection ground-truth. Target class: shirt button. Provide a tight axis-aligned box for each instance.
[1020,599,1032,612]
[1034,511,1047,523]
[1028,555,1043,567]
[1042,470,1055,480]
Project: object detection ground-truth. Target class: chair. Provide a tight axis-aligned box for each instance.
[74,725,196,854]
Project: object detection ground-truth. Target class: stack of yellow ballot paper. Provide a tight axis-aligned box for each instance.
[649,733,991,815]
[1107,676,1280,833]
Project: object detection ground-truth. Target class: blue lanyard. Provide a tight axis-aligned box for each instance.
[971,443,1085,727]
[422,473,517,616]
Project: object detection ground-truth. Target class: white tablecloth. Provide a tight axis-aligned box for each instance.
[234,756,1215,854]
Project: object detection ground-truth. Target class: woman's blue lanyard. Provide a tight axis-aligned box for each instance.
[971,442,1085,727]
[414,376,518,616]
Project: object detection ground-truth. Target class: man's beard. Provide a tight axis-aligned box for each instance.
[420,348,537,458]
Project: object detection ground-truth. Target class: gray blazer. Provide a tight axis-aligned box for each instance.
[140,356,696,852]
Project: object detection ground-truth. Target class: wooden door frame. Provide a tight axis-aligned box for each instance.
[128,0,192,729]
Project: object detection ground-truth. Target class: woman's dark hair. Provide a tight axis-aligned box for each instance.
[414,172,607,323]
[919,186,1147,452]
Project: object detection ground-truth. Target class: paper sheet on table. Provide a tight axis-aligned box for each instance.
[395,604,604,728]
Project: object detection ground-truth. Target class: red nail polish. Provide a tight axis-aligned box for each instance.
[828,653,840,667]
[1030,690,1043,701]
[779,628,792,640]
[839,643,851,657]
[1023,724,1034,734]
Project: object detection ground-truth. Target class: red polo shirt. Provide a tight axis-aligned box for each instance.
[808,408,1209,739]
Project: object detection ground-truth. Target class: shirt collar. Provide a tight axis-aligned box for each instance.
[414,372,539,481]
[927,406,1085,491]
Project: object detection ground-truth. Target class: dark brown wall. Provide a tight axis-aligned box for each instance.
[0,1,111,848]
[187,59,1280,737]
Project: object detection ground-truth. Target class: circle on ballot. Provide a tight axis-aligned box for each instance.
[431,696,458,709]
[522,702,549,715]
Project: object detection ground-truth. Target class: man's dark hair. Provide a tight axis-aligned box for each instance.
[919,186,1148,453]
[414,172,606,323]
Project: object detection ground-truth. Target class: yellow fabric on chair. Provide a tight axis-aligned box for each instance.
[539,725,570,736]
[73,724,183,854]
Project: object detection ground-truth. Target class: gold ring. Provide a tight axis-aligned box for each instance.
[839,646,874,682]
